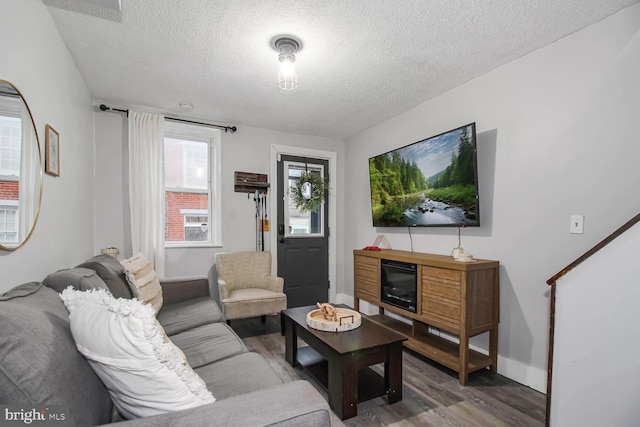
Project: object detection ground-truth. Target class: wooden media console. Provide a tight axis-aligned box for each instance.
[353,249,500,385]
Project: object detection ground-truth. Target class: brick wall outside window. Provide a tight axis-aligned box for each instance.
[0,181,19,200]
[165,191,208,241]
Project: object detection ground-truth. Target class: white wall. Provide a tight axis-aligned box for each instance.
[94,112,130,257]
[551,220,640,426]
[0,0,95,291]
[345,3,640,391]
[93,114,346,283]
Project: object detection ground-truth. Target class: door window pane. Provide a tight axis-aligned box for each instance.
[284,161,324,237]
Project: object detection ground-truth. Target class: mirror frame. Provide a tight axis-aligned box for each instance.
[0,79,43,251]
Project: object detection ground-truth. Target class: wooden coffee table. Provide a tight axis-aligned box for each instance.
[282,305,407,420]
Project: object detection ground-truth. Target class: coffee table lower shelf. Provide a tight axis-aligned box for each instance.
[296,346,385,403]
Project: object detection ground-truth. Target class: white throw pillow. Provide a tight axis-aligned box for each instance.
[60,287,215,419]
[121,253,163,313]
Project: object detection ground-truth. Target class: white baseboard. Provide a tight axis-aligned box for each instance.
[334,293,546,393]
[497,355,547,393]
[334,293,354,307]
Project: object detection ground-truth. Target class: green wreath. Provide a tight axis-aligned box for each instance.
[292,171,326,212]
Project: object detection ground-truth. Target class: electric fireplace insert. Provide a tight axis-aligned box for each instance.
[380,259,417,313]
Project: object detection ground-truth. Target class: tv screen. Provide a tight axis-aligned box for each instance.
[368,122,479,227]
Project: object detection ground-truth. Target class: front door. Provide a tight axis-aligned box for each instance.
[277,155,329,307]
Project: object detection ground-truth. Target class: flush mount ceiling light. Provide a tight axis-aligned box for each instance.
[272,36,301,90]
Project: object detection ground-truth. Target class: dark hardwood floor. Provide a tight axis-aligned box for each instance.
[230,315,546,427]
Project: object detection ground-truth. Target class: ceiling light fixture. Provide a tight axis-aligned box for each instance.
[272,36,301,91]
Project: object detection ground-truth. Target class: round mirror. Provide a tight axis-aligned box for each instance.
[0,80,43,251]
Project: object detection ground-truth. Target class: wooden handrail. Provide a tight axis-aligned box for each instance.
[545,211,640,426]
[546,212,640,285]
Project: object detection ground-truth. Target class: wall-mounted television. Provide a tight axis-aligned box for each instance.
[368,122,479,227]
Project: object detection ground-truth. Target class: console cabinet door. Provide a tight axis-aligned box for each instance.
[420,266,462,333]
[354,255,380,303]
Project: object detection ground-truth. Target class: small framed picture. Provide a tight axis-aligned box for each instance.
[45,124,60,177]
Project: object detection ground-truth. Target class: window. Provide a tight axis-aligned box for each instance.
[164,122,221,247]
[0,203,18,244]
[0,114,21,179]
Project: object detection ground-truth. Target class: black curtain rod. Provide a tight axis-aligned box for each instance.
[98,104,237,133]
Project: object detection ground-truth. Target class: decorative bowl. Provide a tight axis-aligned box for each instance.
[306,307,362,332]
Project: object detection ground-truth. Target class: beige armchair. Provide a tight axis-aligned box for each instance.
[215,251,287,325]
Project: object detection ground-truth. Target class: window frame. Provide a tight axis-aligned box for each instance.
[164,121,222,248]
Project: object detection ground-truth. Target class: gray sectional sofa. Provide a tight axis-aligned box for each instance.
[0,254,339,426]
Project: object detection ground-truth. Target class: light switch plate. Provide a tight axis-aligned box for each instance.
[570,215,584,234]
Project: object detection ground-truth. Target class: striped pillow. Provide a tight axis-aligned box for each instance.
[121,253,163,313]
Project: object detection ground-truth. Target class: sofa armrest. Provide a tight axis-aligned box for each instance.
[107,381,342,427]
[160,276,210,305]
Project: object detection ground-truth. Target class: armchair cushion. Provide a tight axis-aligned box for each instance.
[223,288,284,304]
[222,288,287,321]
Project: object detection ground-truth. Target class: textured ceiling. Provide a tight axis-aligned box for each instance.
[44,0,639,139]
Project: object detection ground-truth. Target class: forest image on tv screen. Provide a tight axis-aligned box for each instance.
[369,123,479,227]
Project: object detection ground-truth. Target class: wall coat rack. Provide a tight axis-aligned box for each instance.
[234,171,269,194]
[234,171,270,251]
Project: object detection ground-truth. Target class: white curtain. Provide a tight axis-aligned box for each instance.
[18,101,40,241]
[128,111,165,277]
